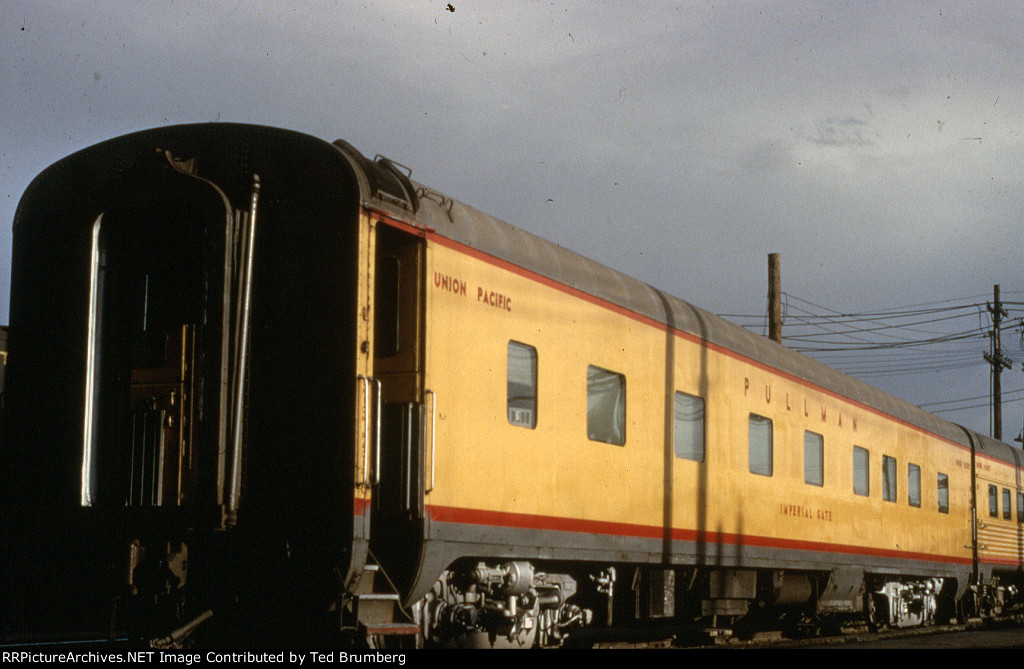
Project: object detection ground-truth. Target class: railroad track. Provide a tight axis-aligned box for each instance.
[594,615,1024,649]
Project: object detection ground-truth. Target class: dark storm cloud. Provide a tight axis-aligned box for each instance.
[3,0,1024,435]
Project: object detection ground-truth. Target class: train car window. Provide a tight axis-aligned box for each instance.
[853,446,870,497]
[587,365,625,445]
[908,463,921,507]
[507,341,537,429]
[937,473,949,513]
[1003,489,1012,520]
[673,391,705,462]
[748,414,773,477]
[882,455,897,502]
[988,485,998,518]
[803,431,823,486]
[1018,492,1023,523]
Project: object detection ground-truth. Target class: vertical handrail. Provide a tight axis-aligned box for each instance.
[372,377,382,486]
[356,375,371,487]
[405,403,414,511]
[425,389,436,493]
[81,213,104,507]
[227,175,260,519]
[356,374,368,485]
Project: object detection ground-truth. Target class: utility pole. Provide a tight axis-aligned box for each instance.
[768,253,782,344]
[985,284,1011,440]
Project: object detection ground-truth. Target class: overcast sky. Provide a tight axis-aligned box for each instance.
[3,1,1023,438]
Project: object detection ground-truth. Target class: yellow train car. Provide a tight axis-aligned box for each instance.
[1,124,1021,647]
[356,141,1018,640]
[974,437,1024,613]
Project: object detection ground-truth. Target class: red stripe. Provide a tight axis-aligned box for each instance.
[979,556,1024,567]
[371,212,988,461]
[427,504,973,567]
[369,211,1018,562]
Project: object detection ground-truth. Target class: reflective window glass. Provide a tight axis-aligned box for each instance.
[937,473,949,514]
[882,455,897,502]
[853,446,870,497]
[908,463,921,508]
[804,431,823,486]
[587,365,625,445]
[674,391,705,462]
[748,414,773,476]
[507,341,537,428]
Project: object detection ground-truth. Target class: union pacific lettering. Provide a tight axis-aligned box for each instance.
[477,286,512,311]
[433,271,467,296]
[432,270,513,312]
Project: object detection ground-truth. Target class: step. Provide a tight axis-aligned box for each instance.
[355,592,400,625]
[361,622,422,637]
[352,564,381,595]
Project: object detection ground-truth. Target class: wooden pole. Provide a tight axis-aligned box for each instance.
[985,284,1010,440]
[768,253,782,344]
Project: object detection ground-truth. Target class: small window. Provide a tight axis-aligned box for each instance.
[937,473,949,514]
[587,365,625,445]
[908,463,921,508]
[804,431,824,486]
[882,455,897,502]
[748,414,773,476]
[989,485,998,518]
[507,341,537,428]
[1003,489,1012,520]
[853,446,870,497]
[673,391,705,462]
[1018,492,1023,523]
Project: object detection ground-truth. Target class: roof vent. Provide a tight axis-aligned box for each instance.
[372,155,418,213]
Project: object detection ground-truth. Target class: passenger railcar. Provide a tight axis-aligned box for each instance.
[1,124,1021,647]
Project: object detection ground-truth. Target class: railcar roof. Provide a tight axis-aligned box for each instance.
[336,135,1023,468]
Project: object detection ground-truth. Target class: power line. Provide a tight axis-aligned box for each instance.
[931,393,1024,416]
[721,290,1024,435]
[920,386,1024,410]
